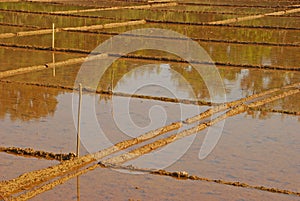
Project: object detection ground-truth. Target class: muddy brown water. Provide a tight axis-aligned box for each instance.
[0,1,86,12]
[149,5,278,14]
[1,60,299,154]
[88,23,300,44]
[0,0,300,200]
[0,82,299,200]
[28,168,300,201]
[234,16,300,29]
[0,152,58,181]
[79,9,245,23]
[0,25,34,34]
[1,33,299,69]
[0,47,84,72]
[3,58,300,105]
[0,11,117,28]
[2,25,300,46]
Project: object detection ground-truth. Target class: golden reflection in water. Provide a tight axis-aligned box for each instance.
[52,52,56,77]
[1,58,299,122]
[77,176,80,201]
[0,82,59,121]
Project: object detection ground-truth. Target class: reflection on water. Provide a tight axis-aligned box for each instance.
[234,16,300,28]
[80,9,241,23]
[114,63,200,100]
[0,25,34,34]
[0,2,85,12]
[0,82,60,121]
[0,47,83,72]
[2,57,299,122]
[2,33,299,69]
[0,153,58,181]
[159,5,277,14]
[0,11,115,28]
[0,32,111,51]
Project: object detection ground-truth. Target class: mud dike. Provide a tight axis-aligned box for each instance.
[1,83,299,200]
[0,146,76,161]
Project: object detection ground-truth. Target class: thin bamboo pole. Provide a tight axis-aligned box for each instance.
[52,23,55,50]
[76,84,82,158]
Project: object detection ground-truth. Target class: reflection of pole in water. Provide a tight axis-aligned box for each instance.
[52,52,56,77]
[77,176,80,201]
[111,68,114,93]
[110,68,114,118]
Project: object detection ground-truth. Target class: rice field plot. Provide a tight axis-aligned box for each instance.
[0,0,299,200]
[0,24,35,34]
[0,153,58,181]
[0,31,111,50]
[73,23,300,45]
[0,11,118,28]
[2,56,299,114]
[1,29,299,70]
[0,47,83,72]
[46,0,148,8]
[0,1,87,12]
[233,16,300,29]
[177,0,300,7]
[149,5,279,15]
[78,9,245,23]
[29,166,300,201]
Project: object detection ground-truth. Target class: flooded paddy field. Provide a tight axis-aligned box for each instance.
[0,47,83,71]
[0,11,118,28]
[0,25,34,34]
[234,16,300,29]
[0,0,299,200]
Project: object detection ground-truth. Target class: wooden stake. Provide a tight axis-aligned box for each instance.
[77,83,82,158]
[52,23,55,50]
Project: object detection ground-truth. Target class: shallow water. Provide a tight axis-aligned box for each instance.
[0,81,299,200]
[4,57,300,109]
[0,152,58,181]
[0,11,116,28]
[0,2,86,12]
[45,0,146,7]
[178,0,299,7]
[30,168,300,201]
[0,32,111,50]
[0,25,34,34]
[131,113,300,190]
[161,5,278,14]
[234,16,300,29]
[0,1,299,200]
[0,47,83,72]
[80,9,244,23]
[92,23,300,44]
[3,23,300,45]
[1,85,299,200]
[2,32,299,69]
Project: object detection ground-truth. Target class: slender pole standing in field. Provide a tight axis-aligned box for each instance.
[76,84,82,158]
[52,23,55,50]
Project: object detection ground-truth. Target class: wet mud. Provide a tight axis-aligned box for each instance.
[0,146,76,161]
